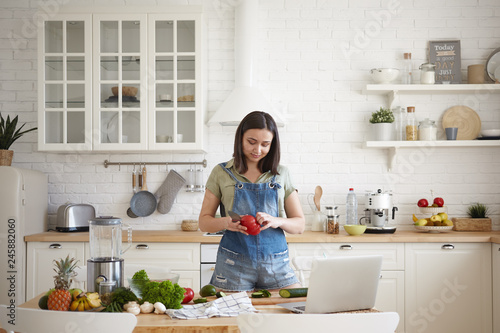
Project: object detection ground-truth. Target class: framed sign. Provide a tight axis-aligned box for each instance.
[429,40,461,84]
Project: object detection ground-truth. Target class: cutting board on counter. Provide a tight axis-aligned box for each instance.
[204,291,306,305]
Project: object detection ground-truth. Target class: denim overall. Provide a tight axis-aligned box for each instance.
[210,162,298,291]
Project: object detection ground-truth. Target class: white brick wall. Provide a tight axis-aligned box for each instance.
[1,0,499,230]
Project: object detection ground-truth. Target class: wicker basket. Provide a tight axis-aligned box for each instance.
[452,217,491,231]
[0,150,13,166]
[181,219,199,231]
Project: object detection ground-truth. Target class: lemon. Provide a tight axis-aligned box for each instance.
[199,284,217,297]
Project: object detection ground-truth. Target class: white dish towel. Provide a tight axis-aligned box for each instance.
[165,292,257,320]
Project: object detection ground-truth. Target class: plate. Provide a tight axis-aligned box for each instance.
[105,113,140,143]
[486,47,500,82]
[480,129,500,137]
[419,206,447,214]
[414,225,453,233]
[442,106,481,140]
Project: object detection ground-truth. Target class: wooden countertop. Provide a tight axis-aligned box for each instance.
[25,229,500,244]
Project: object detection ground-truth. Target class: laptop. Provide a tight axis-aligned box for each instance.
[277,255,383,314]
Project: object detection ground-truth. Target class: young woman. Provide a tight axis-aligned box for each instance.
[199,111,305,291]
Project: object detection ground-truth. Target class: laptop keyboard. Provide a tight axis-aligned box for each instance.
[293,305,306,311]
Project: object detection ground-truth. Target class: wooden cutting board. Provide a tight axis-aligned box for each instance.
[203,291,306,305]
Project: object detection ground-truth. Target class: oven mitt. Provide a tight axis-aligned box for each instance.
[155,170,186,214]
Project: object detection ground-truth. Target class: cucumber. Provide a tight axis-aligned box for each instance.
[251,289,271,298]
[279,288,308,298]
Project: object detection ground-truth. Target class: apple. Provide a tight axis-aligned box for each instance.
[415,219,428,226]
[443,219,453,226]
[438,212,448,221]
[417,199,429,207]
[430,214,442,222]
[433,197,444,207]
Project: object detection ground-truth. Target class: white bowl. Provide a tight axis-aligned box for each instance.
[370,68,400,84]
[480,129,500,137]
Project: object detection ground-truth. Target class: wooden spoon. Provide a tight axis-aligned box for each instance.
[314,186,322,211]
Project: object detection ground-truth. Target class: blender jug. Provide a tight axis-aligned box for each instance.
[87,217,132,292]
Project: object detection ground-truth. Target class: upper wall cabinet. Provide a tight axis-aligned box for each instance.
[38,15,93,151]
[38,8,206,152]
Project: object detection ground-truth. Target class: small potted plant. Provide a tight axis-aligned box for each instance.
[451,203,492,231]
[369,107,394,141]
[0,113,37,166]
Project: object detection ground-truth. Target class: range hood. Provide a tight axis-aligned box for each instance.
[208,0,285,127]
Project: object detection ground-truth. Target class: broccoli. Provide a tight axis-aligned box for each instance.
[142,280,185,309]
[132,269,149,281]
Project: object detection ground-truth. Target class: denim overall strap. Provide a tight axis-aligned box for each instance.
[218,162,287,260]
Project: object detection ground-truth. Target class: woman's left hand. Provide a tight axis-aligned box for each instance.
[256,212,283,230]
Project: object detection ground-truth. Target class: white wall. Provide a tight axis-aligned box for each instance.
[1,0,499,231]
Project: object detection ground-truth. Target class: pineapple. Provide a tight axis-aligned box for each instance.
[47,255,79,311]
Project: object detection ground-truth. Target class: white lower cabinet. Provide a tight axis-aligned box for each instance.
[120,242,201,292]
[288,242,405,332]
[405,243,492,333]
[493,243,500,333]
[26,241,86,301]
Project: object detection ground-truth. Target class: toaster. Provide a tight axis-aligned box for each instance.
[56,203,95,232]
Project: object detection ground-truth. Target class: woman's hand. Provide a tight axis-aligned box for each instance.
[225,218,249,235]
[256,212,283,230]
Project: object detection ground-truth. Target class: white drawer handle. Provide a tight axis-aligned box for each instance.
[136,244,149,250]
[339,245,353,250]
[49,243,62,249]
[441,244,454,250]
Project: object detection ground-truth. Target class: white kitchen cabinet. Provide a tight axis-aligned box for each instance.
[119,242,201,291]
[38,7,206,152]
[405,242,492,333]
[288,242,405,332]
[37,15,93,151]
[493,243,500,333]
[26,241,85,301]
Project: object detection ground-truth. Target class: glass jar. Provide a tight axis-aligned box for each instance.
[405,106,417,141]
[418,118,437,141]
[326,206,339,234]
[419,63,436,84]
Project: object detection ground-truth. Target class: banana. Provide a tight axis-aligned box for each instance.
[412,214,418,222]
[70,300,79,311]
[77,300,85,311]
[86,292,102,308]
[83,298,92,311]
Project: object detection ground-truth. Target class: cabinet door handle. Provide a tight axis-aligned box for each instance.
[49,243,62,249]
[135,244,149,250]
[441,244,455,250]
[339,245,353,250]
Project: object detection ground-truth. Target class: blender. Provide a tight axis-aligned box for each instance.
[87,217,132,292]
[359,189,398,234]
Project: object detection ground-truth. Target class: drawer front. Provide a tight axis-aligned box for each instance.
[288,242,404,270]
[121,243,201,270]
[201,244,219,263]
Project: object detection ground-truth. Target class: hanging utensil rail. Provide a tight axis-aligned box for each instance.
[103,159,207,169]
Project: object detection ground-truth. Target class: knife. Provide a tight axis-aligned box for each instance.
[228,210,241,222]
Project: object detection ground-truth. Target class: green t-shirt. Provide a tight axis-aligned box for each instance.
[205,159,297,218]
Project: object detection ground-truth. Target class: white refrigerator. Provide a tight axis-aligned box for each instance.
[0,166,47,306]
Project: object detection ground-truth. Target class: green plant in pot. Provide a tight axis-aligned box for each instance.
[452,203,492,232]
[369,107,394,141]
[0,113,37,166]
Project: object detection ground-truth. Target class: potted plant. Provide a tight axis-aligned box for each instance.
[369,107,394,141]
[451,203,492,231]
[0,113,37,166]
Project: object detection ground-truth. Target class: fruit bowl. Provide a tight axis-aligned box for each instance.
[418,206,447,214]
[344,224,367,236]
[414,225,453,233]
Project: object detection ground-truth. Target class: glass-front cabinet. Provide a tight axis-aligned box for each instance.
[38,9,205,152]
[38,15,92,151]
[92,14,148,151]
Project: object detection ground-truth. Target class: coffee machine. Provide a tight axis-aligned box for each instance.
[359,189,398,234]
[87,217,132,292]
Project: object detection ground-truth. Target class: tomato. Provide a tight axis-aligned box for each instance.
[433,197,444,207]
[182,287,194,304]
[240,215,261,235]
[417,199,429,207]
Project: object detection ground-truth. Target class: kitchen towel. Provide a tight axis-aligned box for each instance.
[155,170,186,214]
[165,292,256,320]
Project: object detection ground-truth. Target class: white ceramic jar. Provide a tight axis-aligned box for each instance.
[419,63,436,84]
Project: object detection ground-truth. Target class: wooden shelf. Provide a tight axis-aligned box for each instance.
[365,140,500,171]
